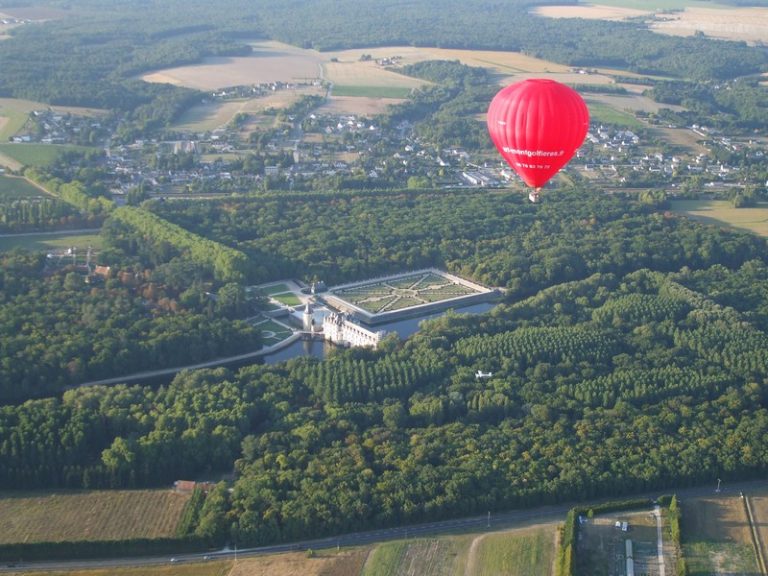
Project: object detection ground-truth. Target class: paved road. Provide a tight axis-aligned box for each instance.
[2,478,765,573]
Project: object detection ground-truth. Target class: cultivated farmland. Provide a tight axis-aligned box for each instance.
[229,549,370,576]
[0,174,47,200]
[19,562,232,576]
[173,86,324,133]
[470,528,556,576]
[142,41,323,89]
[0,490,191,543]
[0,98,105,141]
[747,490,768,570]
[362,537,471,576]
[680,494,758,575]
[0,143,93,168]
[533,4,651,20]
[535,3,768,45]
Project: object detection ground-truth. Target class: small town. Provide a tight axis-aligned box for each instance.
[7,77,767,204]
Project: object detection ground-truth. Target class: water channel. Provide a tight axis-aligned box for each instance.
[262,302,496,364]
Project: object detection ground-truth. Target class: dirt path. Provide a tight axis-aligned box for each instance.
[551,528,560,576]
[464,533,487,576]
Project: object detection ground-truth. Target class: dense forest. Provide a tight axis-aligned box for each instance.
[3,188,768,545]
[147,188,764,295]
[0,249,261,401]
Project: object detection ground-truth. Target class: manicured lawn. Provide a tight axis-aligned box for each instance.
[272,292,302,306]
[262,283,291,295]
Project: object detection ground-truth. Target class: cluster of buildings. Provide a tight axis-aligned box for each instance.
[9,82,767,199]
[10,109,109,146]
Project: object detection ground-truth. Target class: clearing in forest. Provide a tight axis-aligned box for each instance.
[0,490,191,543]
[671,200,768,238]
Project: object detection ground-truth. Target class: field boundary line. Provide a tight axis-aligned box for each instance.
[742,493,767,575]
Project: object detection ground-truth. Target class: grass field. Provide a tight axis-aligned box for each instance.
[681,495,758,575]
[584,101,645,129]
[362,537,471,576]
[0,98,38,140]
[0,230,102,253]
[0,490,191,544]
[230,549,369,576]
[174,86,323,133]
[332,85,413,98]
[261,283,291,295]
[0,143,94,168]
[323,61,426,91]
[472,529,555,576]
[671,200,768,237]
[0,97,105,141]
[0,175,48,199]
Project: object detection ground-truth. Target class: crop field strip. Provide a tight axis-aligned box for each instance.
[0,490,191,544]
[362,536,471,576]
[18,562,233,576]
[0,174,49,199]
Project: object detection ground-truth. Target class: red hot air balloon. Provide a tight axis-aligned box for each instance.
[487,79,589,202]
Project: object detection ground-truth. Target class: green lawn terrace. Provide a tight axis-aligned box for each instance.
[321,268,500,325]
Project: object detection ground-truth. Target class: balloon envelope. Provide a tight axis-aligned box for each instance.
[487,79,589,189]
